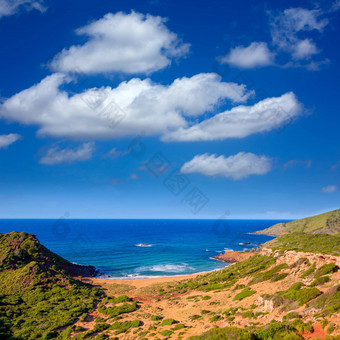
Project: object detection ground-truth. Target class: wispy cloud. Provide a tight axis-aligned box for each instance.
[181,152,272,180]
[0,133,22,149]
[321,185,338,193]
[39,142,95,165]
[283,159,312,170]
[163,92,302,141]
[0,0,46,19]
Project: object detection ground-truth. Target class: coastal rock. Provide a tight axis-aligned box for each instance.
[213,250,255,263]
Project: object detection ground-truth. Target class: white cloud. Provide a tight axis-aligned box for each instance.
[0,133,21,149]
[291,39,319,60]
[270,8,328,61]
[221,42,275,68]
[163,92,302,142]
[0,0,46,19]
[181,152,272,180]
[0,72,252,140]
[321,185,338,193]
[49,11,189,75]
[39,142,95,165]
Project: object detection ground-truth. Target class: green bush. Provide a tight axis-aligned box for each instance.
[161,318,176,326]
[151,315,163,321]
[311,275,331,286]
[109,320,142,334]
[233,288,256,301]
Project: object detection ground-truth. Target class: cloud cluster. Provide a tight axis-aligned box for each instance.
[221,6,336,70]
[0,72,253,140]
[181,152,272,179]
[163,92,302,141]
[39,142,95,165]
[0,0,46,19]
[221,42,275,69]
[50,11,189,75]
[270,7,328,61]
[0,133,22,149]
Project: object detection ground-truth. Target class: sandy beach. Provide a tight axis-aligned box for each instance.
[85,271,209,289]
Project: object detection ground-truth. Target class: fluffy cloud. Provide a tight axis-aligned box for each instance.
[163,92,302,141]
[0,133,21,149]
[321,185,338,193]
[270,8,328,61]
[0,73,252,140]
[221,42,275,68]
[0,0,46,19]
[49,11,189,75]
[181,152,272,180]
[39,142,95,165]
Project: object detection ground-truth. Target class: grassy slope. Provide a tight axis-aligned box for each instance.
[264,232,340,255]
[255,209,340,236]
[0,232,105,339]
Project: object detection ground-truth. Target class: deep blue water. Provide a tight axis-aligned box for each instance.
[0,219,283,278]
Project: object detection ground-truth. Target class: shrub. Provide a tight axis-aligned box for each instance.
[314,263,336,278]
[98,301,138,317]
[209,315,223,322]
[161,318,176,326]
[173,323,185,330]
[151,315,163,321]
[159,330,173,337]
[233,288,256,301]
[311,276,331,286]
[189,315,201,321]
[109,320,142,334]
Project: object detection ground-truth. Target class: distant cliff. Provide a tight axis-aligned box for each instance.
[255,209,340,236]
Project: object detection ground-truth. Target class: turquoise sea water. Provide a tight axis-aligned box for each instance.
[0,219,282,278]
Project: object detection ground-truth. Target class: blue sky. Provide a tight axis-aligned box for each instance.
[0,0,339,219]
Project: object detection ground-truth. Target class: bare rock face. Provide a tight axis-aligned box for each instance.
[255,296,274,313]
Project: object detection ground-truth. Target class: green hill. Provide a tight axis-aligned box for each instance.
[255,209,340,236]
[0,232,103,339]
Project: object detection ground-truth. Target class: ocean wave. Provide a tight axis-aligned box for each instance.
[137,263,194,273]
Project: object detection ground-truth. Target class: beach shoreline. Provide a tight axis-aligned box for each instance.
[84,270,214,289]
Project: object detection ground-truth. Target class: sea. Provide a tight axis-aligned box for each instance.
[0,219,285,279]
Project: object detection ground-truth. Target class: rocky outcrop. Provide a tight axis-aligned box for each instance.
[259,247,340,267]
[213,250,255,263]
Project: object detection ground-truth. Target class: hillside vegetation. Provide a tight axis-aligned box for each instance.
[255,209,340,236]
[0,232,104,339]
[1,208,340,340]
